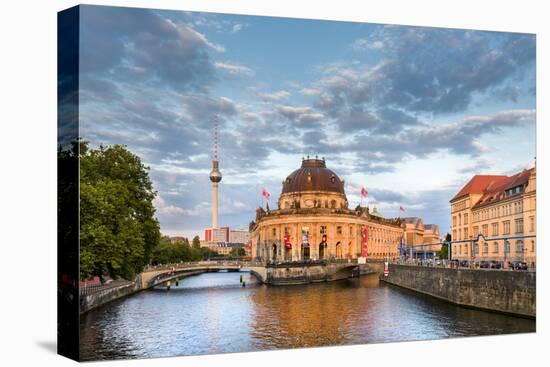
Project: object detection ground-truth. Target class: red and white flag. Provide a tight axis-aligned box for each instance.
[262,188,270,200]
[399,205,405,212]
[361,187,368,198]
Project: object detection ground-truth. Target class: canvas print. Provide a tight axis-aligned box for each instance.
[57,4,536,362]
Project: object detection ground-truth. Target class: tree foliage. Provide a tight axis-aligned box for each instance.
[230,247,246,257]
[438,233,452,259]
[79,141,160,280]
[151,236,203,264]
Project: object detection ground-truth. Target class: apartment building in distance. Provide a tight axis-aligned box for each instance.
[450,164,536,267]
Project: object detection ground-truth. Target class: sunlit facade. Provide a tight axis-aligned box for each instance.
[450,165,536,267]
[249,158,403,262]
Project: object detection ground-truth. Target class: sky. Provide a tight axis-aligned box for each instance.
[78,5,536,239]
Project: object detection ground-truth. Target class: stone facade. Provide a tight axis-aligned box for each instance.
[250,158,403,262]
[382,264,535,318]
[450,165,536,267]
[401,217,442,255]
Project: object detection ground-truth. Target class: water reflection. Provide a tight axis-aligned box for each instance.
[80,272,535,361]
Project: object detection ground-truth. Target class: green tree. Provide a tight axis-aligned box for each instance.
[79,142,160,280]
[192,235,201,249]
[438,233,452,259]
[230,247,246,257]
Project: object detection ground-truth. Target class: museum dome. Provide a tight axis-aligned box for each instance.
[281,157,345,195]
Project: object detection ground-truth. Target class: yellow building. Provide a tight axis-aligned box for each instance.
[401,217,441,257]
[250,158,403,262]
[450,165,536,267]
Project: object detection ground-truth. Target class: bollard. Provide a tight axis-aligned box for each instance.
[175,277,179,287]
[239,274,243,283]
[167,280,171,291]
[242,280,246,287]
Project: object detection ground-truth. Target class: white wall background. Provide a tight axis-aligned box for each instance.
[0,1,547,366]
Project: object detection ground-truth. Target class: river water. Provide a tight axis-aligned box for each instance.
[80,271,535,361]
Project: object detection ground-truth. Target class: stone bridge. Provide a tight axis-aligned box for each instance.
[141,259,378,287]
[140,261,267,289]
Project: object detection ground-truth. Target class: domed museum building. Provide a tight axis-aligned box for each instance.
[250,157,404,262]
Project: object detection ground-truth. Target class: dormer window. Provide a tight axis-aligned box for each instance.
[330,175,336,183]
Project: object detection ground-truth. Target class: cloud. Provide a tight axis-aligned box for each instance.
[275,105,324,124]
[259,90,291,101]
[80,5,223,92]
[352,38,384,50]
[231,23,243,33]
[315,27,535,118]
[214,61,256,77]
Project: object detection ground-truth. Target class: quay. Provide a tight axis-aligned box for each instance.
[381,263,536,318]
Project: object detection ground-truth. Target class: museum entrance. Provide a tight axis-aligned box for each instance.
[284,246,292,261]
[336,242,342,258]
[302,244,310,260]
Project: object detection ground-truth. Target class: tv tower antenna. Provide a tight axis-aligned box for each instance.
[209,115,222,229]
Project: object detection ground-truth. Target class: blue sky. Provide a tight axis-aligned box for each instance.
[78,5,536,239]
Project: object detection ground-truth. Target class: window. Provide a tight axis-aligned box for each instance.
[491,223,499,236]
[505,241,511,254]
[349,226,353,235]
[515,218,524,234]
[458,214,462,226]
[493,242,499,253]
[320,226,327,235]
[463,227,468,239]
[336,226,342,235]
[473,226,479,236]
[516,240,524,253]
[483,242,488,254]
[272,228,277,237]
[284,201,290,209]
[452,230,457,240]
[482,224,488,236]
[330,200,336,209]
[530,216,535,232]
[458,245,462,255]
[464,213,468,225]
[464,244,469,255]
[503,221,510,235]
[284,227,290,235]
[453,216,457,227]
[531,241,535,252]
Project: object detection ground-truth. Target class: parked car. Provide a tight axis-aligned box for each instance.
[459,260,469,268]
[490,261,502,269]
[435,259,442,266]
[479,261,491,269]
[508,261,528,270]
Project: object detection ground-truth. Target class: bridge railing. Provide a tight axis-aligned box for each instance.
[79,279,135,296]
[143,260,266,274]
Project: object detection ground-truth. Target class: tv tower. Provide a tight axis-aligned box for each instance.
[209,116,222,229]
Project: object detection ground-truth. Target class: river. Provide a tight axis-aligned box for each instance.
[79,271,535,361]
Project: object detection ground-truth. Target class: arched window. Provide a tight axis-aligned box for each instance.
[493,242,499,253]
[505,241,511,254]
[516,240,524,253]
[330,200,336,208]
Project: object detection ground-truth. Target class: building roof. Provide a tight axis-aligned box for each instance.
[472,168,533,209]
[401,217,424,228]
[451,175,507,202]
[281,158,345,195]
[424,224,440,234]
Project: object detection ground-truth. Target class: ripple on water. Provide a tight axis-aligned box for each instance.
[79,272,535,361]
